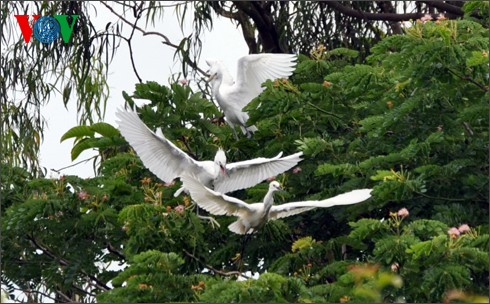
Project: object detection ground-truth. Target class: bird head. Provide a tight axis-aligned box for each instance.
[214,148,228,177]
[269,181,283,193]
[205,59,220,82]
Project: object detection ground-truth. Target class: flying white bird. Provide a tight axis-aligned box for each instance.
[116,109,303,197]
[181,174,373,235]
[206,53,297,138]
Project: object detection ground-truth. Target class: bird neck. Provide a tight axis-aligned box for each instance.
[211,77,222,97]
[263,190,275,215]
[213,162,222,177]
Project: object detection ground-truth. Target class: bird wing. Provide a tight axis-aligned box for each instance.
[116,109,204,183]
[180,174,254,216]
[214,152,303,194]
[269,189,372,220]
[234,53,297,108]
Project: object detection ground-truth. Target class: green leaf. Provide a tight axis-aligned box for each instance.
[91,122,120,137]
[60,126,95,142]
[71,137,110,160]
[291,236,316,253]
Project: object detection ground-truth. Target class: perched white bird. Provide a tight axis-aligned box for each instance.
[206,53,297,138]
[181,174,373,235]
[116,109,303,196]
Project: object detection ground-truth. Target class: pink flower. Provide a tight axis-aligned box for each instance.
[458,224,471,234]
[397,208,409,218]
[420,14,433,22]
[174,205,185,214]
[164,180,176,187]
[292,167,302,174]
[448,227,460,239]
[266,176,276,182]
[436,14,447,21]
[77,191,89,200]
[179,79,188,86]
[391,262,399,272]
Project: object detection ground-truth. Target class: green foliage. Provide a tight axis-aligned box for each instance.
[97,250,203,303]
[2,19,488,302]
[200,272,311,303]
[61,122,125,161]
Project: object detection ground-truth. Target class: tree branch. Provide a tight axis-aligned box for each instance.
[127,9,143,83]
[445,67,488,92]
[326,1,459,22]
[179,135,198,160]
[54,289,73,303]
[106,243,126,261]
[233,1,284,53]
[27,235,111,291]
[10,287,59,303]
[99,1,208,76]
[210,3,258,53]
[182,249,251,279]
[422,1,464,16]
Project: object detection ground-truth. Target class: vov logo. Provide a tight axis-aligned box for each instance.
[15,15,79,44]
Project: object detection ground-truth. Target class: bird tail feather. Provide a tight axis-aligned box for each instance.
[228,220,247,235]
[240,125,258,138]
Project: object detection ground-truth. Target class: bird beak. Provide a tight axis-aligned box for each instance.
[207,73,215,82]
[276,184,286,193]
[220,165,228,177]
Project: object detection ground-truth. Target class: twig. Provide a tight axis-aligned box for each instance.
[462,122,474,136]
[306,102,344,120]
[106,243,126,261]
[127,11,143,83]
[446,67,488,92]
[99,1,208,76]
[71,283,97,297]
[413,192,468,202]
[54,289,73,302]
[182,249,250,279]
[180,135,198,160]
[51,155,98,174]
[9,287,59,303]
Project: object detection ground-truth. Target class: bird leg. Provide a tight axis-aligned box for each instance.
[196,205,221,229]
[230,126,239,140]
[246,129,253,139]
[238,233,253,272]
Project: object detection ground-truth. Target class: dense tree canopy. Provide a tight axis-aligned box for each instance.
[2,1,487,174]
[2,3,489,300]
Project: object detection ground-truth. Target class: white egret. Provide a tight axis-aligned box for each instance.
[181,174,372,235]
[206,53,297,138]
[116,109,303,197]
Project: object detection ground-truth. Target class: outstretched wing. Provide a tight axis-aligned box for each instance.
[214,152,303,194]
[234,53,297,108]
[116,109,204,183]
[180,174,254,216]
[269,189,372,220]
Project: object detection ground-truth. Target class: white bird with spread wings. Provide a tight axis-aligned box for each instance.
[206,53,297,138]
[116,109,303,196]
[181,174,373,235]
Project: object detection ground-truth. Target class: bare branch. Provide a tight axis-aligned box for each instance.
[106,243,126,261]
[99,1,208,76]
[422,1,464,16]
[325,1,459,22]
[182,249,250,279]
[128,8,143,83]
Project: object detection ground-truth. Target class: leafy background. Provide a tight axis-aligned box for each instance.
[2,9,489,304]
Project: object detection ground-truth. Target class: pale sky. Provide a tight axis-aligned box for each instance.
[4,3,247,302]
[38,2,247,179]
